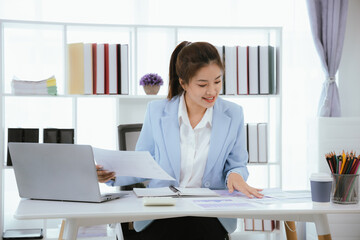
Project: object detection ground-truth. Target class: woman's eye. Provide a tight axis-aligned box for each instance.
[198,85,207,88]
[215,81,221,84]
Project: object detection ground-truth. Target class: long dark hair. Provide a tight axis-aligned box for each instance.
[167,41,224,100]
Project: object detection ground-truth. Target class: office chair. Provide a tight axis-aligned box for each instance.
[117,123,144,239]
[118,123,146,191]
[118,123,142,151]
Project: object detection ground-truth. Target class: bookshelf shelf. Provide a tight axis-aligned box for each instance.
[1,94,166,99]
[2,94,280,99]
[0,18,282,236]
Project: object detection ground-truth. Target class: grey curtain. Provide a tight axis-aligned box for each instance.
[306,0,349,117]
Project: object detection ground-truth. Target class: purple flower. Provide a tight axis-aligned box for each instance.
[139,73,164,86]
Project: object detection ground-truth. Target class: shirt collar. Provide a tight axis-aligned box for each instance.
[178,93,213,129]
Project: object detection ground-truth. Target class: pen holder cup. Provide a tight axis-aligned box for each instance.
[331,174,359,204]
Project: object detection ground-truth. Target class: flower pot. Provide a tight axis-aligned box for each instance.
[143,85,160,95]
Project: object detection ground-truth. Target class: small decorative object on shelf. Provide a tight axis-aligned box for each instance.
[140,73,163,95]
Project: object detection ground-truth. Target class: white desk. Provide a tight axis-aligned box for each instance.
[14,192,360,240]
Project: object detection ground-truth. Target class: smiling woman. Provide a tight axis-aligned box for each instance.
[97,41,263,240]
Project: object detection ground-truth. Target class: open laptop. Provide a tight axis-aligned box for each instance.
[8,142,127,203]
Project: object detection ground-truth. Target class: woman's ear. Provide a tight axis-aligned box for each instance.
[179,78,186,91]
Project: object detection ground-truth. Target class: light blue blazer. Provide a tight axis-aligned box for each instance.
[113,96,249,233]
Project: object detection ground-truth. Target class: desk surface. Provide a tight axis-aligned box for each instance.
[15,191,360,224]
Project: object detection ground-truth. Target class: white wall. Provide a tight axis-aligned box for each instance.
[308,1,360,239]
[339,0,360,117]
[334,1,360,239]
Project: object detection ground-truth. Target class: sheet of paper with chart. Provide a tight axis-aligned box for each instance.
[214,188,311,204]
[93,148,175,181]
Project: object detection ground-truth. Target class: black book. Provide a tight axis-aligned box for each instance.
[43,128,58,143]
[59,129,74,143]
[7,128,39,166]
[116,43,122,94]
[43,128,74,144]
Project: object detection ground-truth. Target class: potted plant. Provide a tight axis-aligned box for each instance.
[139,73,163,95]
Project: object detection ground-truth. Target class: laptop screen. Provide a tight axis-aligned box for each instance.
[9,143,105,202]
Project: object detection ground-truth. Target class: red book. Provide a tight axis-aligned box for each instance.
[92,43,97,94]
[104,43,109,94]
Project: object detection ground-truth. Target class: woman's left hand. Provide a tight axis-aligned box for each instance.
[227,172,264,198]
[96,165,115,183]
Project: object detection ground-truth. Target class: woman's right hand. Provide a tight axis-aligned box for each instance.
[96,165,116,183]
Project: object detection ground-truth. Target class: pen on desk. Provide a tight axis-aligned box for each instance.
[169,185,181,196]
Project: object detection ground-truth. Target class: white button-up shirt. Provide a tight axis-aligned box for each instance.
[178,94,213,188]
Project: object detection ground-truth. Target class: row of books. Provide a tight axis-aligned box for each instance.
[6,128,74,166]
[68,42,129,95]
[11,76,57,95]
[244,219,280,232]
[245,123,268,163]
[216,45,276,95]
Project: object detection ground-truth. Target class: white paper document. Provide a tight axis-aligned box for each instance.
[192,198,256,209]
[93,148,175,181]
[214,188,311,204]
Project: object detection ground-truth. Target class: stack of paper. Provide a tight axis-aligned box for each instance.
[11,76,57,95]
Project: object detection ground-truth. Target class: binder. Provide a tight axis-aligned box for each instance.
[263,219,275,231]
[116,44,122,94]
[244,123,248,156]
[43,129,58,143]
[43,128,74,144]
[221,46,226,95]
[269,46,276,94]
[247,123,258,163]
[244,218,254,231]
[92,43,98,94]
[96,43,105,94]
[68,43,85,94]
[224,46,237,95]
[120,44,129,95]
[248,46,259,94]
[237,46,248,95]
[7,128,39,166]
[259,46,270,94]
[83,43,93,95]
[258,123,268,163]
[215,45,225,95]
[59,129,75,143]
[253,219,263,231]
[104,43,110,94]
[108,44,118,94]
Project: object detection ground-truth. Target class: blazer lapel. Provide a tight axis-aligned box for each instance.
[160,97,181,182]
[204,99,231,178]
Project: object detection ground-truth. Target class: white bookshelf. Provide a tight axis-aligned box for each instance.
[0,19,282,238]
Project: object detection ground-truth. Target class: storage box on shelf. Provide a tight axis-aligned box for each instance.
[0,18,282,237]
